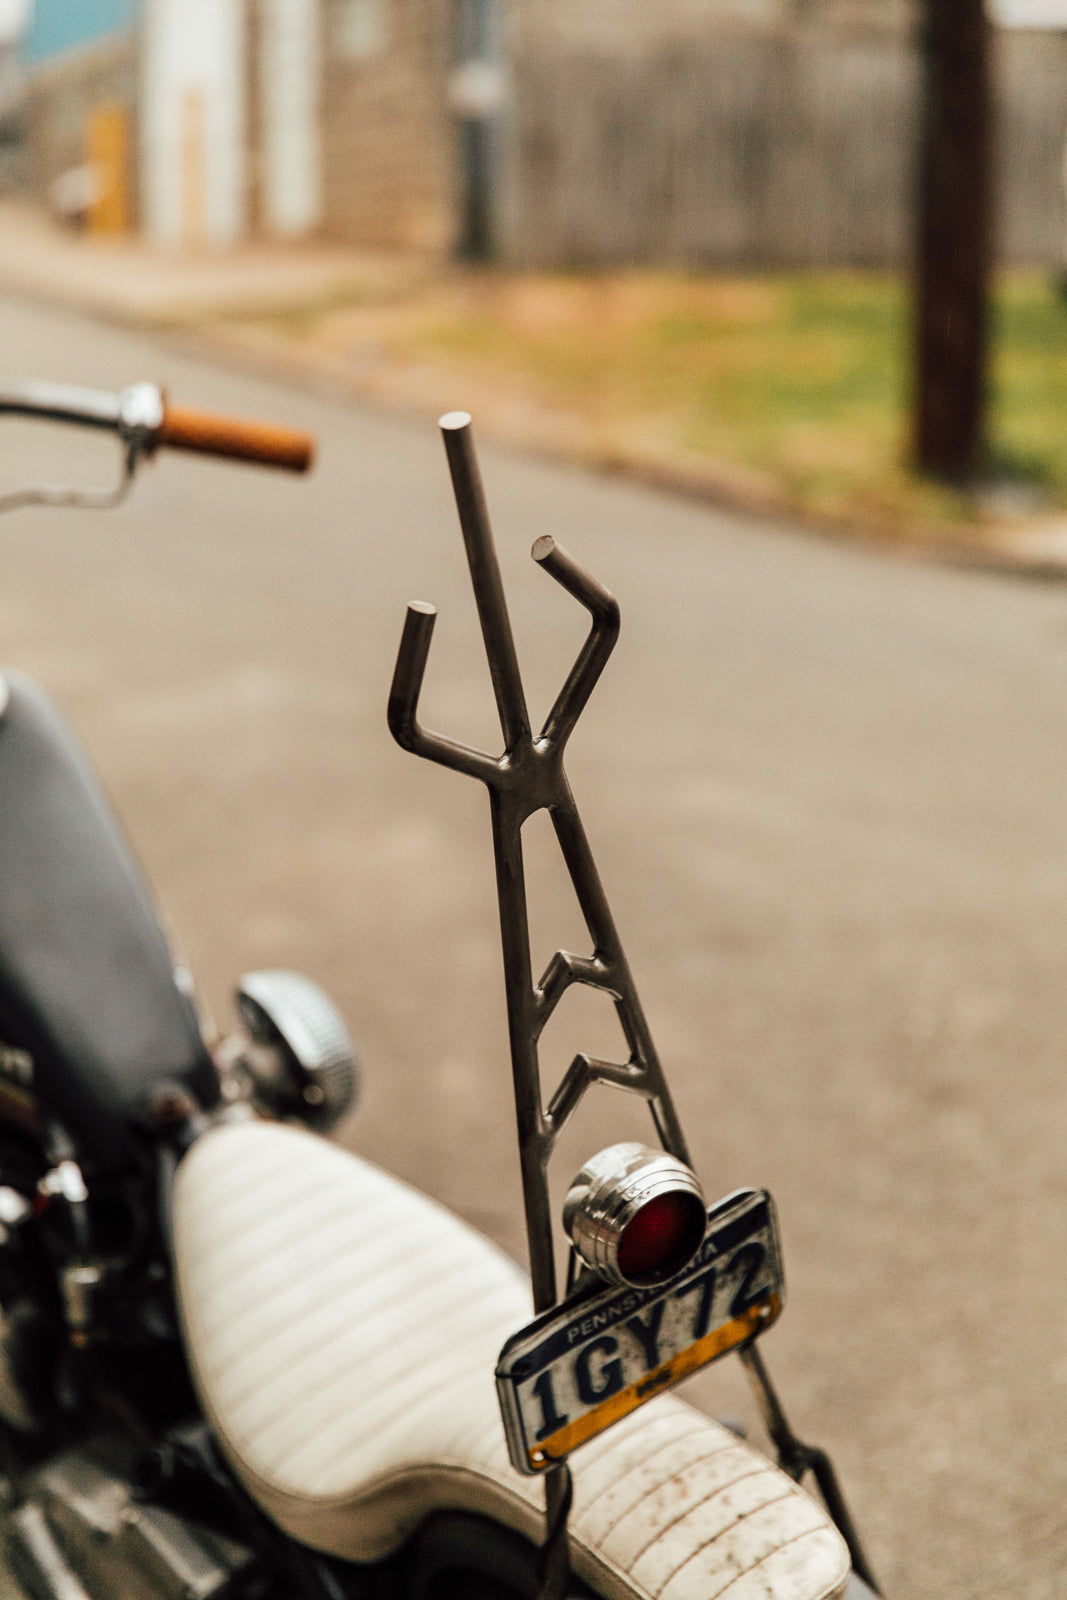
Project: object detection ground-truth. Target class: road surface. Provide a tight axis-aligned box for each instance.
[0,290,1065,1599]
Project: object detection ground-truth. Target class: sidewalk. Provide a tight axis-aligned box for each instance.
[0,197,423,324]
[1,197,1066,577]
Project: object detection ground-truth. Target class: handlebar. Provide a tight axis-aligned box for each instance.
[156,402,314,473]
[0,381,315,474]
[0,382,129,433]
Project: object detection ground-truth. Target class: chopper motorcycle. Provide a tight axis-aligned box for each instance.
[0,382,880,1600]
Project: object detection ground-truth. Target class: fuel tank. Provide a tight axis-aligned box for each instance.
[0,672,218,1168]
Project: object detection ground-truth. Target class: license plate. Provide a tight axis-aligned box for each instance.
[495,1188,783,1475]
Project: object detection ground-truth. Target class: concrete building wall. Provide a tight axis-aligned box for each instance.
[259,0,323,236]
[141,0,246,246]
[20,0,1067,266]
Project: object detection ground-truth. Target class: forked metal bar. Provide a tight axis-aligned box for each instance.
[388,412,687,1318]
[387,412,873,1600]
[441,414,530,751]
[388,412,694,1600]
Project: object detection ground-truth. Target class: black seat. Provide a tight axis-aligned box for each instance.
[0,672,218,1168]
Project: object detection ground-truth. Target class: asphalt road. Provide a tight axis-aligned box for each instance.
[0,290,1065,1599]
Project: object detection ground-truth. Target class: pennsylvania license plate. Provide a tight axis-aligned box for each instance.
[495,1188,783,1475]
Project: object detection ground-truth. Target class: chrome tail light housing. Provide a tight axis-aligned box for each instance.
[562,1142,706,1288]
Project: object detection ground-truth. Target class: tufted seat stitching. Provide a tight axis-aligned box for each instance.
[605,1460,772,1569]
[241,1291,520,1471]
[647,1493,828,1598]
[643,1479,796,1585]
[294,1368,499,1492]
[578,1427,741,1530]
[198,1203,443,1343]
[219,1250,498,1416]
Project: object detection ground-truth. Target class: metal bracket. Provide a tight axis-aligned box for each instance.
[388,412,878,1600]
[388,413,689,1318]
[390,413,696,1599]
[740,1344,881,1594]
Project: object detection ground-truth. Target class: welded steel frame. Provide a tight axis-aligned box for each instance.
[388,413,689,1318]
[388,412,693,1599]
[387,413,880,1599]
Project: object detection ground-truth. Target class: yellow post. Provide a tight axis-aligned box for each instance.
[87,102,130,235]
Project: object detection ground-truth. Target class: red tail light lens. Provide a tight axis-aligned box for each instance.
[563,1143,707,1288]
[617,1190,705,1281]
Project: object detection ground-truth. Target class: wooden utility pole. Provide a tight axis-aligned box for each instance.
[913,0,993,482]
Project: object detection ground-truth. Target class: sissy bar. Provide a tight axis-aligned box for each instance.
[387,413,879,1599]
[389,411,688,1316]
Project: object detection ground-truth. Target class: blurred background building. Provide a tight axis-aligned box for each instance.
[24,0,135,232]
[11,0,1067,263]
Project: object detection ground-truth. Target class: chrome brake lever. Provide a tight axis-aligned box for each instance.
[0,382,163,516]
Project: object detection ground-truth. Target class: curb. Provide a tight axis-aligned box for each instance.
[165,318,1067,586]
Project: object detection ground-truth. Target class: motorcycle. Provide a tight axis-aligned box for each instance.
[0,382,880,1600]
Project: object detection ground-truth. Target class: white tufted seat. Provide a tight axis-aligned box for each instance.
[173,1121,850,1600]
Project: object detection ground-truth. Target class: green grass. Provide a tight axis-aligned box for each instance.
[276,267,1067,535]
[991,275,1067,492]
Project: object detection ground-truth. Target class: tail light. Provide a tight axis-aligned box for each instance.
[562,1142,706,1289]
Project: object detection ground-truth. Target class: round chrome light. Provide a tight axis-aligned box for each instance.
[235,971,359,1133]
[562,1142,706,1288]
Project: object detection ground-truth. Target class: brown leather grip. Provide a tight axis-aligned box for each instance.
[157,403,314,473]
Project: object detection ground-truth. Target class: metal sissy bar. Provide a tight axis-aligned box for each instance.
[388,413,879,1599]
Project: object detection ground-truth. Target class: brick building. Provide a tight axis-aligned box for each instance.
[317,0,453,252]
